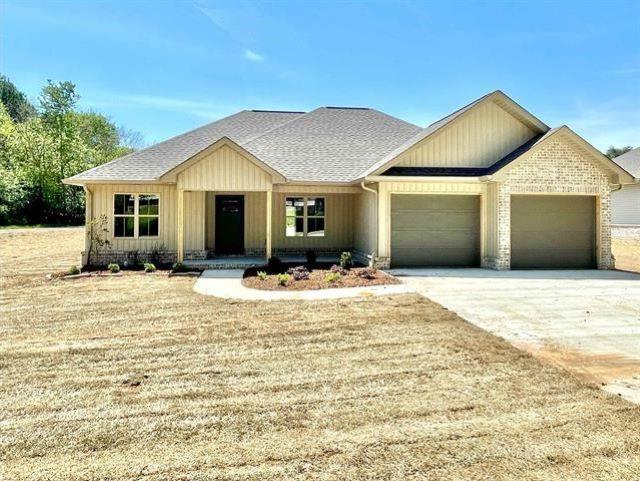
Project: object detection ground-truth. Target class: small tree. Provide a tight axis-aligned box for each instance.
[605,145,634,159]
[86,214,110,267]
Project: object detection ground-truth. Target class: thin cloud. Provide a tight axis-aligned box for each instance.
[244,49,264,62]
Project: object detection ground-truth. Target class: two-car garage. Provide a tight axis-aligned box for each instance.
[389,193,597,269]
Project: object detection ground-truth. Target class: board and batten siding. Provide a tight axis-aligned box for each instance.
[272,192,354,249]
[612,184,640,225]
[87,183,178,251]
[184,191,205,251]
[177,144,273,191]
[395,100,537,169]
[353,190,377,256]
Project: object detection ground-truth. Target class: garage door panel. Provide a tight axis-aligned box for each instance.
[511,195,595,269]
[391,194,480,267]
[392,211,479,229]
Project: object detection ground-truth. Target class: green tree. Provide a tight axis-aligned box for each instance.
[605,145,634,159]
[0,75,36,122]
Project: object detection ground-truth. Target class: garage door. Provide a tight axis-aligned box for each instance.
[391,195,480,267]
[511,195,596,268]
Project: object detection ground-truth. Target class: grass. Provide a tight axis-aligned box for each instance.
[1,227,640,480]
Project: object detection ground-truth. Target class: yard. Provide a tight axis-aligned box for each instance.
[1,228,640,480]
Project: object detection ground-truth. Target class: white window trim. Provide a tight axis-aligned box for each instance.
[113,193,160,239]
[285,196,325,237]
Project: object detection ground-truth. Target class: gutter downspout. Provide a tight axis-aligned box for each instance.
[83,185,93,268]
[360,181,378,267]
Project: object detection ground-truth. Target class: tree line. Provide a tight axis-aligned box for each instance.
[0,75,141,225]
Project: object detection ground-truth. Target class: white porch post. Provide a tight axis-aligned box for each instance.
[177,188,185,262]
[265,189,272,260]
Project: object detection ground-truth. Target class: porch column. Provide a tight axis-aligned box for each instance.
[265,189,272,260]
[177,188,184,262]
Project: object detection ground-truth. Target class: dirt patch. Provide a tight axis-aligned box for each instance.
[521,343,640,386]
[242,266,399,290]
[613,237,640,273]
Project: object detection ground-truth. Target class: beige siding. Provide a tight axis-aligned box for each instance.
[87,183,177,251]
[395,100,537,168]
[353,190,377,255]
[184,191,205,251]
[272,192,354,249]
[177,144,272,191]
[377,181,487,258]
[205,192,267,250]
[612,184,640,225]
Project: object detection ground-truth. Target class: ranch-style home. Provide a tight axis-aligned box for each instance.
[65,90,635,270]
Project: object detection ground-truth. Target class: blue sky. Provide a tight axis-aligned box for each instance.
[2,0,639,150]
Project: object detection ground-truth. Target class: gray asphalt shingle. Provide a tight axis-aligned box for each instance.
[613,147,640,178]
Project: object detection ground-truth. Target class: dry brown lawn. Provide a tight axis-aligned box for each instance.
[613,237,640,273]
[1,228,640,480]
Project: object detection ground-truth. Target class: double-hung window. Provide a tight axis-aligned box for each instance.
[285,197,325,237]
[113,194,160,238]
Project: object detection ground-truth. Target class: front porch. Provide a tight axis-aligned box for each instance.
[183,253,343,270]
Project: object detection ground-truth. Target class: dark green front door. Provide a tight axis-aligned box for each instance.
[215,195,244,255]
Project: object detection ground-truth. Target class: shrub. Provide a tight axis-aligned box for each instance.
[330,264,348,276]
[267,256,283,273]
[125,249,141,268]
[287,265,310,281]
[257,271,268,281]
[325,271,341,283]
[305,250,317,265]
[68,265,80,275]
[276,273,290,286]
[356,267,378,279]
[171,262,188,273]
[340,251,353,269]
[144,262,156,273]
[107,263,120,273]
[149,243,167,265]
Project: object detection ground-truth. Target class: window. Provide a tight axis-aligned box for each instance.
[114,194,135,238]
[285,197,325,237]
[113,193,160,238]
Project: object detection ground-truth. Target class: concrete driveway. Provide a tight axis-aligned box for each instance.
[390,268,640,404]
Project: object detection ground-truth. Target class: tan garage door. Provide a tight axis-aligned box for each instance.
[391,194,480,267]
[511,195,596,269]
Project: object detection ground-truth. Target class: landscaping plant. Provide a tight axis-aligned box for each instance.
[325,271,341,283]
[257,271,268,281]
[171,262,188,273]
[143,262,156,273]
[68,265,80,275]
[267,256,283,273]
[357,267,377,279]
[330,264,348,276]
[276,273,290,286]
[340,251,353,269]
[107,263,120,273]
[287,265,310,281]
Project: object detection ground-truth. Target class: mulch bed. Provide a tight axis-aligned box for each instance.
[242,265,399,291]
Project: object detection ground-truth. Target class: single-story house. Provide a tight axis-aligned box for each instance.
[611,147,640,226]
[65,90,635,270]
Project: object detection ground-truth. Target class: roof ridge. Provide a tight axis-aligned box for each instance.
[241,107,325,147]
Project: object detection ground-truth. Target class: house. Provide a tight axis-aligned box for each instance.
[611,147,640,226]
[64,90,635,270]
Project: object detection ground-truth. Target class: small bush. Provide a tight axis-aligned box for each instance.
[144,262,156,273]
[287,265,310,281]
[356,267,378,279]
[305,250,317,265]
[330,264,348,276]
[276,273,290,286]
[107,263,120,273]
[68,265,80,275]
[257,271,268,281]
[171,262,188,273]
[267,256,283,273]
[340,251,353,269]
[325,271,341,283]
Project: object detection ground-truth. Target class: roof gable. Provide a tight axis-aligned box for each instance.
[361,90,549,178]
[612,147,640,178]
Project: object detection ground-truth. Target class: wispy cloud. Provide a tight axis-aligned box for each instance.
[244,49,264,62]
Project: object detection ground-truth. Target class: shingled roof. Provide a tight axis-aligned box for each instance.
[613,147,640,178]
[66,107,421,184]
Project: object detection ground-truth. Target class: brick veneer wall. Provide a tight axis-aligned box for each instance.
[485,137,613,270]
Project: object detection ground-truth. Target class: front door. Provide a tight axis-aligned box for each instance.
[215,195,244,255]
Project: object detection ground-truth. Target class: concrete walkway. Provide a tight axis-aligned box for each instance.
[193,269,413,301]
[390,268,640,404]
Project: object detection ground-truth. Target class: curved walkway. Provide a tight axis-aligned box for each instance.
[193,269,413,301]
